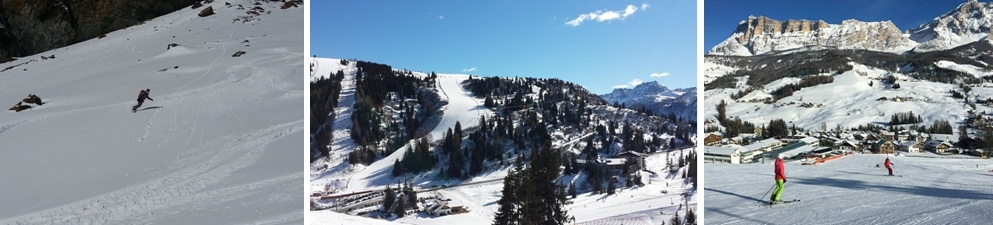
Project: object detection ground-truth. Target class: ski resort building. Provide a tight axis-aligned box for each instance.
[769,142,820,160]
[615,151,647,171]
[800,136,820,147]
[743,138,782,154]
[603,158,635,175]
[705,145,746,164]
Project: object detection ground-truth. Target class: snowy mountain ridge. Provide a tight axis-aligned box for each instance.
[910,0,993,52]
[710,0,993,56]
[601,81,697,121]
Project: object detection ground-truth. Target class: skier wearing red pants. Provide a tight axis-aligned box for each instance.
[885,157,894,176]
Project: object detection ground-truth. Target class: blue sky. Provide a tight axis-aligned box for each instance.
[312,0,697,94]
[705,0,976,52]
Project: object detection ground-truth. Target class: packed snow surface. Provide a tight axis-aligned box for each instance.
[705,154,993,224]
[0,1,303,224]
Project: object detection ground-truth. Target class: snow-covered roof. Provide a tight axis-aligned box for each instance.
[900,141,917,147]
[706,145,745,156]
[778,145,817,158]
[604,158,627,166]
[929,134,959,143]
[800,137,819,145]
[743,138,780,151]
[616,151,648,158]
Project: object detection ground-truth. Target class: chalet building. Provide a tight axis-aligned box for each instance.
[835,140,859,151]
[925,134,959,154]
[704,133,722,146]
[874,140,897,154]
[900,141,924,153]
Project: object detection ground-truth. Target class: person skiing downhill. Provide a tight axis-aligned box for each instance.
[885,157,894,176]
[132,89,153,113]
[770,155,786,204]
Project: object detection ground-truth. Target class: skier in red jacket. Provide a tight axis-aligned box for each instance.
[771,155,786,204]
[885,157,894,176]
[132,89,154,113]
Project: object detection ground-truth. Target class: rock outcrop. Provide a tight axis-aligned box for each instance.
[0,0,199,63]
[8,94,42,112]
[711,16,915,56]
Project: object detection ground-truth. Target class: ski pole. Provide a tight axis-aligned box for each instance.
[760,183,775,201]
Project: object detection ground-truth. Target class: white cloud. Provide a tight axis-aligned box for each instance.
[439,15,445,19]
[462,67,477,72]
[567,3,649,26]
[623,5,638,17]
[650,72,670,77]
[613,79,644,89]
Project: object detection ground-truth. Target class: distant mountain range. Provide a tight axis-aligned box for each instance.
[601,81,696,121]
[709,0,993,56]
[703,0,993,132]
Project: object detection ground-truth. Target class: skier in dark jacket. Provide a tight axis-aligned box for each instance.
[885,157,894,176]
[771,155,786,204]
[132,89,153,113]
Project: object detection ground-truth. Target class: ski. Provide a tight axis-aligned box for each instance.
[761,199,800,207]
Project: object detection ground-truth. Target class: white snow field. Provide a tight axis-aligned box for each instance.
[705,154,993,224]
[704,62,984,130]
[0,1,303,224]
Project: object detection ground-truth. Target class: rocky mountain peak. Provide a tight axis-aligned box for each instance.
[733,16,829,44]
[909,0,993,52]
[711,15,913,56]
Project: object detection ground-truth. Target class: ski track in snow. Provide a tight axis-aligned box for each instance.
[0,1,303,224]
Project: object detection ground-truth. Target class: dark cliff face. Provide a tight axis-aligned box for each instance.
[0,0,197,62]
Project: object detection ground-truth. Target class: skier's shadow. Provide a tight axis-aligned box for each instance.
[137,106,163,111]
[704,187,764,203]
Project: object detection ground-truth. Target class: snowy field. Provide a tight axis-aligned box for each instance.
[705,154,993,224]
[704,63,982,130]
[0,1,303,224]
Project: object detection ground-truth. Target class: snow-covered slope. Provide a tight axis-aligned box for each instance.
[340,73,492,192]
[311,58,357,162]
[0,1,302,224]
[601,81,696,120]
[704,63,978,130]
[705,154,993,224]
